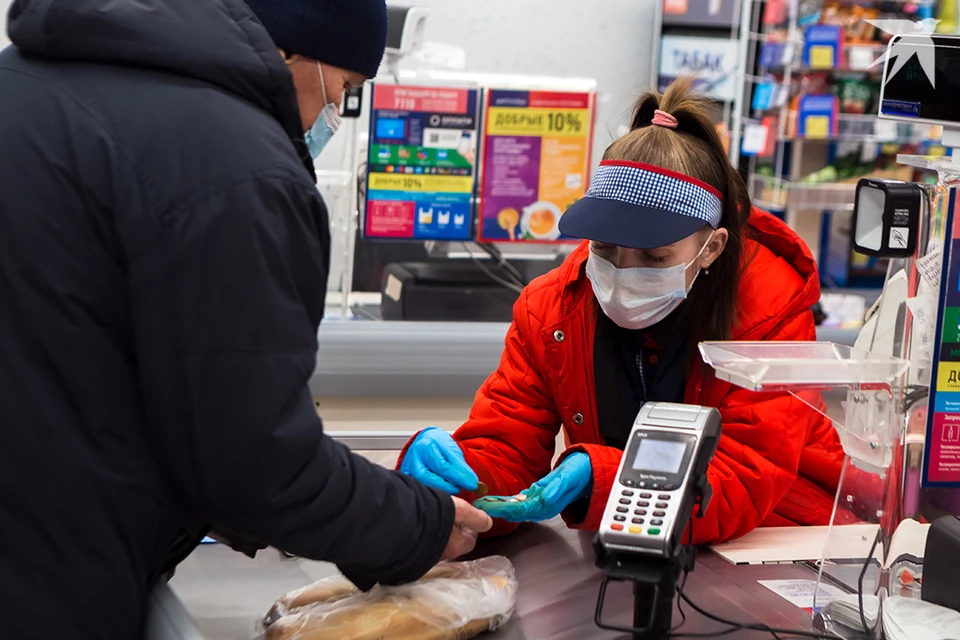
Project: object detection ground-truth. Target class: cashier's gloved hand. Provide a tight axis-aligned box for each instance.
[400,427,479,495]
[473,453,592,523]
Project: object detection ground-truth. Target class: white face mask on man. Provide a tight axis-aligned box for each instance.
[586,231,715,330]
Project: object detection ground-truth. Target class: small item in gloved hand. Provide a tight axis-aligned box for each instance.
[476,494,526,503]
[475,482,489,497]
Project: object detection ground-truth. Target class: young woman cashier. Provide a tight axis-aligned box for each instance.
[398,80,846,543]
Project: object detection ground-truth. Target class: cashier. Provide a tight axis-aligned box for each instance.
[399,79,846,543]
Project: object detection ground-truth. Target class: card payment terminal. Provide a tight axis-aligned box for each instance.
[597,402,722,561]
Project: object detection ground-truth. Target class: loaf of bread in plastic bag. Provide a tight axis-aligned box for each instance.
[263,556,518,640]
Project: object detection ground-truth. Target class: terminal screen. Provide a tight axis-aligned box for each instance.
[632,438,687,474]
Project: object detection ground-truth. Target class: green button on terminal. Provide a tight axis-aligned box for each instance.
[647,528,661,535]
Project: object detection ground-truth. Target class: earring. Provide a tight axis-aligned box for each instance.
[704,269,710,276]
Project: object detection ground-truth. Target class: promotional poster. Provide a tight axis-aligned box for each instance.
[478,89,595,243]
[365,85,480,241]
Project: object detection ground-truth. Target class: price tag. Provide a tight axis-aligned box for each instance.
[741,123,770,156]
[774,84,789,107]
[782,43,796,66]
[875,120,899,142]
[809,45,835,69]
[752,82,776,111]
[848,46,876,71]
[916,243,943,290]
[804,115,830,139]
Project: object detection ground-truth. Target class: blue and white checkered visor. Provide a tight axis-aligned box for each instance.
[558,160,724,250]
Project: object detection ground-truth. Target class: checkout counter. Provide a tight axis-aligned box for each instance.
[170,516,816,640]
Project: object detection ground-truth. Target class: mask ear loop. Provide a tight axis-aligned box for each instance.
[317,63,330,106]
[685,229,717,290]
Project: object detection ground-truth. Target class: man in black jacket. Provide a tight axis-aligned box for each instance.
[0,0,492,638]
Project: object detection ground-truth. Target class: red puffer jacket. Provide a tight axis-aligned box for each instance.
[399,209,847,544]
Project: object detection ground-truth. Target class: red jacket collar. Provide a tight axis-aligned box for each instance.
[556,207,822,340]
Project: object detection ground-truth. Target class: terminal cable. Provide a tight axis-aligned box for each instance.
[460,242,524,294]
[474,241,528,287]
[670,518,844,640]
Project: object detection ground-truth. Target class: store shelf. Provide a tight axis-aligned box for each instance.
[750,174,857,212]
[790,115,943,144]
[747,32,802,44]
[733,0,939,253]
[753,198,788,212]
[787,182,857,212]
[311,320,863,398]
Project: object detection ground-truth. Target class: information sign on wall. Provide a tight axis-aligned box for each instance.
[365,85,480,240]
[658,35,739,103]
[925,189,960,486]
[478,89,595,242]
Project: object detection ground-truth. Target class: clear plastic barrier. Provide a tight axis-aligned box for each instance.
[700,340,913,638]
[698,341,909,392]
[896,154,960,175]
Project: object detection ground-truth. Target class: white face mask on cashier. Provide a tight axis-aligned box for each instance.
[586,231,715,331]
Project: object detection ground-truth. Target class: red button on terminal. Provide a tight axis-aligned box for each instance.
[610,523,624,531]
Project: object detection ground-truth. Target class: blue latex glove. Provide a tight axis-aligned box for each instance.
[399,427,479,495]
[473,452,592,522]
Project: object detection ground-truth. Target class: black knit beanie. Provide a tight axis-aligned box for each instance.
[244,0,388,78]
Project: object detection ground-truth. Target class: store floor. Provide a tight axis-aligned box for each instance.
[170,451,398,640]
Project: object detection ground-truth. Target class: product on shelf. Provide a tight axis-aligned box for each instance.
[834,78,879,115]
[797,94,839,138]
[798,147,928,185]
[798,0,823,26]
[821,2,879,43]
[803,24,843,68]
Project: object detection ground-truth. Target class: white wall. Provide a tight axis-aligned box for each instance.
[1,0,11,48]
[317,0,660,173]
[400,0,660,165]
[0,0,658,170]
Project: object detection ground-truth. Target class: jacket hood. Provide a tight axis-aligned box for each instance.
[7,0,310,173]
[558,207,822,339]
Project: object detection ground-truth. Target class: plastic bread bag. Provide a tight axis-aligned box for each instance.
[262,555,518,640]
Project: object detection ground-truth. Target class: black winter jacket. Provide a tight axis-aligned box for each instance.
[0,0,454,637]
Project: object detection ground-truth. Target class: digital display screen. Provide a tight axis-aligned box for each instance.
[632,439,687,474]
[376,118,406,139]
[880,35,960,123]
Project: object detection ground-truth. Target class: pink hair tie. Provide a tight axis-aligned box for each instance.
[651,109,678,129]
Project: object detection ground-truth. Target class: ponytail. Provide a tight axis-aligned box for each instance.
[603,77,751,344]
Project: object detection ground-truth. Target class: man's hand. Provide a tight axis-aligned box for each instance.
[441,497,494,561]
